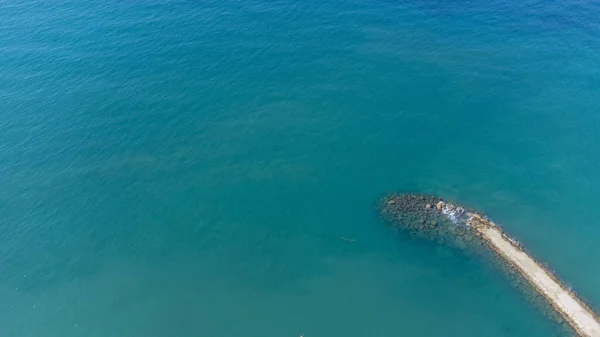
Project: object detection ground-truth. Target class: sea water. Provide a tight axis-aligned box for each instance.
[1,0,600,336]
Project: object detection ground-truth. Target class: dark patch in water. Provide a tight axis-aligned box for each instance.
[380,193,485,252]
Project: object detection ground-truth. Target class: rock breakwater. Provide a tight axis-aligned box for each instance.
[381,193,600,337]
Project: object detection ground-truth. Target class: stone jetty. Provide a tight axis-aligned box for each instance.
[381,194,600,337]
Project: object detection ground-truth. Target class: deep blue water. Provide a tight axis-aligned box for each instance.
[1,0,600,336]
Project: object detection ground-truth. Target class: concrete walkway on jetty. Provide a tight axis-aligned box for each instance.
[468,213,600,337]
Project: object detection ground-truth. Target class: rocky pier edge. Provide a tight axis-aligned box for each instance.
[381,194,600,337]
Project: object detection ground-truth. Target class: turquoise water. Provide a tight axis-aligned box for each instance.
[1,0,600,336]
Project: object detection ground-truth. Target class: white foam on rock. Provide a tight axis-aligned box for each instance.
[436,201,466,225]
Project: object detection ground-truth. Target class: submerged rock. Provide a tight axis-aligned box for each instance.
[380,193,483,251]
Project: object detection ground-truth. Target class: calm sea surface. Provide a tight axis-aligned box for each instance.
[2,1,600,336]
